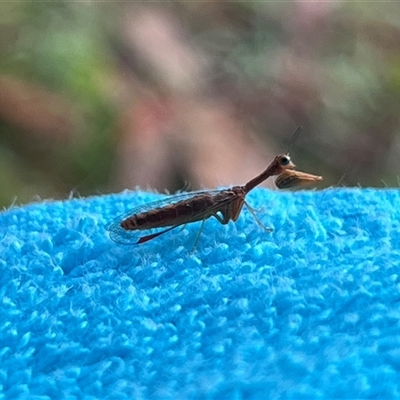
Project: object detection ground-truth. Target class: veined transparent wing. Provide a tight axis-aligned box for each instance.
[106,189,231,245]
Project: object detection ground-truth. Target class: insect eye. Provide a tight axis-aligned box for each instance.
[280,155,291,166]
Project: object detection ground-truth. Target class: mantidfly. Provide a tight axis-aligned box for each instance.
[106,127,322,247]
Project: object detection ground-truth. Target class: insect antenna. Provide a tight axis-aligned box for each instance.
[336,172,347,187]
[286,126,302,155]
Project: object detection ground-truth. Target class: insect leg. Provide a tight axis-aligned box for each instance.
[212,212,228,224]
[244,201,273,232]
[190,219,206,254]
[244,201,262,214]
[179,224,188,232]
[137,225,180,244]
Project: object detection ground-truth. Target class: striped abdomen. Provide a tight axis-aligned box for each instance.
[120,193,218,231]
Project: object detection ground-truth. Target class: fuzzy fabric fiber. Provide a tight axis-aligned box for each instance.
[1,188,400,399]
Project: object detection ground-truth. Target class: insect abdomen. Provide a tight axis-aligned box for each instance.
[120,195,215,230]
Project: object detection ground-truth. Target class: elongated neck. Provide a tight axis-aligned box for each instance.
[244,157,282,193]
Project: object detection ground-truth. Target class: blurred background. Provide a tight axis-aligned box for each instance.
[1,1,400,208]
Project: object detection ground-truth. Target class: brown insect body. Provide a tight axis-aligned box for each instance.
[121,186,246,231]
[108,153,303,245]
[120,154,293,232]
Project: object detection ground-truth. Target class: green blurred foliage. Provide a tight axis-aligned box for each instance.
[0,2,116,206]
[1,1,400,208]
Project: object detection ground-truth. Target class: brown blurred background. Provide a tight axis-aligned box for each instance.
[1,2,400,208]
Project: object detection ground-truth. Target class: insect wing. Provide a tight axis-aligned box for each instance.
[106,189,225,244]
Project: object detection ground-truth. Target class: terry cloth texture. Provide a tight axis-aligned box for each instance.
[1,188,400,399]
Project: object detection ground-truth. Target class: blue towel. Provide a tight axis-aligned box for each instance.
[1,188,400,399]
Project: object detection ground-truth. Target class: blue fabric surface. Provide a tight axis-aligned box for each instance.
[1,188,400,399]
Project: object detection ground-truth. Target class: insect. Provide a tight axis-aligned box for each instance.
[106,128,322,246]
